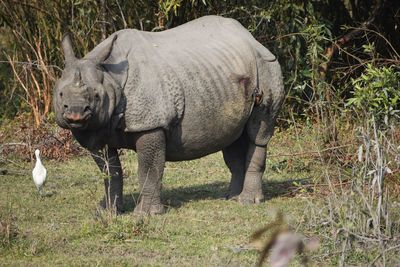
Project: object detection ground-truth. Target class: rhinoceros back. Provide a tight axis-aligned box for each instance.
[109,16,272,134]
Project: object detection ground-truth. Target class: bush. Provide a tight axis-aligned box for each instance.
[346,64,400,124]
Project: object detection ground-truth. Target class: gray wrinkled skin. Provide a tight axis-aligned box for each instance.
[53,16,285,215]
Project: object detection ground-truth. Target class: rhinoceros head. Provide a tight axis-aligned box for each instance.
[54,34,118,130]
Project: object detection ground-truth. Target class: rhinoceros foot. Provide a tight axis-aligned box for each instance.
[237,192,264,205]
[134,201,165,215]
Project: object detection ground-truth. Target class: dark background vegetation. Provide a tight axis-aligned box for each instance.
[0,0,399,128]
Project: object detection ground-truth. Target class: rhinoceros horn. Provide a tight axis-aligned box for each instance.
[74,69,82,87]
[61,33,76,67]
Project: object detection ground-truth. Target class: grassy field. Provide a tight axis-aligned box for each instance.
[1,126,399,266]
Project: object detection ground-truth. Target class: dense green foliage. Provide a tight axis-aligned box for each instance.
[347,63,400,124]
[0,0,399,125]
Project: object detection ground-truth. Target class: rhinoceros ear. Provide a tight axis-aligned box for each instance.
[61,33,76,66]
[91,35,118,65]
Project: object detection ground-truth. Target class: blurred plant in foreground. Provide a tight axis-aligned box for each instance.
[251,212,319,267]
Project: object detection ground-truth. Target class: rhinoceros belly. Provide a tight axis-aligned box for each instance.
[166,115,247,161]
[165,81,253,161]
[161,42,255,161]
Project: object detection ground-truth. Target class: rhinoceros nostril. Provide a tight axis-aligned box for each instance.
[64,104,69,109]
[84,106,91,113]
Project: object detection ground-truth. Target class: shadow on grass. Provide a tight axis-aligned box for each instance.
[115,177,311,214]
[264,177,312,200]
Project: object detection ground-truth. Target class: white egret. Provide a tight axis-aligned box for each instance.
[32,149,47,195]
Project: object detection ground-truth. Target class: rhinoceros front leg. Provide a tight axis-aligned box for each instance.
[91,147,124,213]
[134,129,166,215]
[238,144,266,204]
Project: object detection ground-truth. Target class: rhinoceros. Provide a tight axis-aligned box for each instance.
[53,15,285,215]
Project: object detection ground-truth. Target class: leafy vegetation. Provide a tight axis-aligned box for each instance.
[347,63,400,124]
[0,0,399,125]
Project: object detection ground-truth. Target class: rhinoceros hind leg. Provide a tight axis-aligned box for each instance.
[238,144,266,204]
[239,99,278,204]
[222,133,248,199]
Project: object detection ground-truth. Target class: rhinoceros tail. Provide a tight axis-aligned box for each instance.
[246,57,285,147]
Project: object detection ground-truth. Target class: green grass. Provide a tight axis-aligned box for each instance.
[1,126,399,266]
[0,150,312,266]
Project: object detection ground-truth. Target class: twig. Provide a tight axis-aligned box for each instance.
[3,158,27,170]
[50,136,65,146]
[369,244,400,266]
[319,0,397,76]
[0,142,28,147]
[267,143,354,158]
[386,244,400,253]
[6,0,62,23]
[6,55,30,95]
[0,60,62,71]
[273,32,307,41]
[115,0,127,28]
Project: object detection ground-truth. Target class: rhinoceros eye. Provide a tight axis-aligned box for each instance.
[59,92,63,97]
[95,93,100,100]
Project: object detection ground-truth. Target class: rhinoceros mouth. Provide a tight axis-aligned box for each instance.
[63,111,93,129]
[68,122,86,129]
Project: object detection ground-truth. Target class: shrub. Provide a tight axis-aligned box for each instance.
[346,64,400,124]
